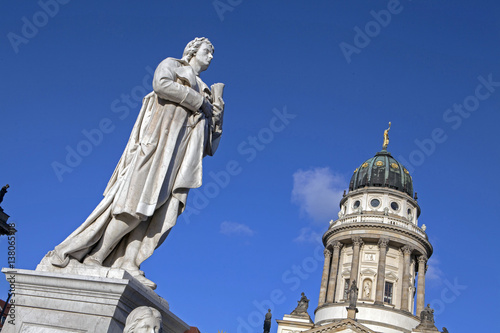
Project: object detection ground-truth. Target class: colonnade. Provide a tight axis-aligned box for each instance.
[317,236,428,316]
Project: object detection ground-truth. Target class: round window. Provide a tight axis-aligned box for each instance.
[391,202,399,211]
[370,199,380,207]
[353,200,360,209]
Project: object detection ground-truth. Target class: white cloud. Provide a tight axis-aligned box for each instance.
[291,167,346,223]
[426,256,444,281]
[294,227,322,244]
[219,221,255,236]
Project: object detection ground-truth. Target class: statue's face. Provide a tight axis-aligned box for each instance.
[192,42,213,72]
[134,317,161,333]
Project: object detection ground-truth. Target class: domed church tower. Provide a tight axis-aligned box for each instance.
[314,124,439,333]
[276,124,447,333]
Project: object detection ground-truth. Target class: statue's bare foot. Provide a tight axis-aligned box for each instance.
[134,274,157,290]
[125,269,157,290]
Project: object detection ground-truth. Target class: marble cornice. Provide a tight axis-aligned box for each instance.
[322,222,433,256]
[314,302,420,321]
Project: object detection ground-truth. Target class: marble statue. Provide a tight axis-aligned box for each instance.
[291,292,309,316]
[363,279,371,298]
[348,280,358,308]
[383,122,391,149]
[39,37,225,289]
[263,309,272,333]
[414,303,439,330]
[420,304,435,323]
[123,306,162,333]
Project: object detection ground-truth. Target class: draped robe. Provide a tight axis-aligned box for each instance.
[46,57,223,269]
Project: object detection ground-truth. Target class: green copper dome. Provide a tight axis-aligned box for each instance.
[349,149,414,197]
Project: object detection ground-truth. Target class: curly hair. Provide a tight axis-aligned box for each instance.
[182,37,214,62]
[123,306,162,333]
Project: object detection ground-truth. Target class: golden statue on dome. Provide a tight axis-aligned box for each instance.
[383,122,391,149]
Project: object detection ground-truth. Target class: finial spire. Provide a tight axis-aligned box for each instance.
[382,122,391,149]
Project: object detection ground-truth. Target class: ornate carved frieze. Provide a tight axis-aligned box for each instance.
[364,253,376,262]
[323,222,432,255]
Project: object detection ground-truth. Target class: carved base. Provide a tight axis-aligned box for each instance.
[346,306,358,320]
[37,251,158,289]
[413,322,440,332]
[1,268,190,333]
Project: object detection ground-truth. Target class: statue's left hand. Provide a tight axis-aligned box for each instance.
[214,96,224,112]
[201,98,213,118]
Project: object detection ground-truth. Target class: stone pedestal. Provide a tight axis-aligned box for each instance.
[346,306,358,320]
[276,314,314,333]
[1,268,190,333]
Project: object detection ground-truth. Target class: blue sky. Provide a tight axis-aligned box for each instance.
[1,0,499,332]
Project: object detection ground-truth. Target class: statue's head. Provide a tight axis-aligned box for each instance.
[182,37,214,63]
[123,306,162,333]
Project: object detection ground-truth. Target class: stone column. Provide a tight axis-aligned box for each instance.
[326,242,342,303]
[416,255,428,315]
[349,237,363,289]
[374,238,389,305]
[400,245,413,311]
[318,248,332,307]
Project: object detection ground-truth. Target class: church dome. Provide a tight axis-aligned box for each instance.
[348,149,414,197]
